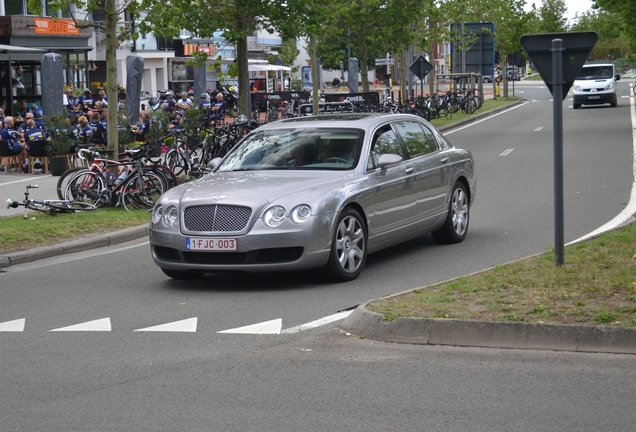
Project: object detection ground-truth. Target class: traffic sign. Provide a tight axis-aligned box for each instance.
[409,55,433,80]
[375,58,394,66]
[520,31,598,100]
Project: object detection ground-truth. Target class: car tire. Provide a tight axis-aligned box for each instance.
[432,181,469,244]
[325,207,367,282]
[161,268,204,280]
[573,104,580,110]
[611,100,617,107]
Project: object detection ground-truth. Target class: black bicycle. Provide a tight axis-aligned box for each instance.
[6,185,97,219]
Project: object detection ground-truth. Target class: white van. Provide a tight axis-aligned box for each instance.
[572,63,620,109]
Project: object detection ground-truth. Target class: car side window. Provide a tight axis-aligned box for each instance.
[368,126,403,170]
[394,121,438,158]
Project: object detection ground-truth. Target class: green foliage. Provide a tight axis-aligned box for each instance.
[43,111,74,155]
[593,0,636,53]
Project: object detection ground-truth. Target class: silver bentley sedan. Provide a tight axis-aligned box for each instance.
[150,113,476,282]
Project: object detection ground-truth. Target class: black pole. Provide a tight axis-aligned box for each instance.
[552,38,564,266]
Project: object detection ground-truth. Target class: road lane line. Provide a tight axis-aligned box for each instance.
[0,318,25,332]
[135,317,198,332]
[50,317,111,332]
[445,102,529,135]
[534,127,543,131]
[499,149,514,156]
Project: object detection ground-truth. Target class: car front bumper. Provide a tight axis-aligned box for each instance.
[150,216,334,274]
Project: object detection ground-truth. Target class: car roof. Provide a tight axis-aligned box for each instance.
[263,113,426,130]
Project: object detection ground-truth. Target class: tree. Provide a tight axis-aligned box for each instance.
[570,9,629,60]
[31,0,162,159]
[146,0,290,117]
[536,0,568,33]
[592,0,636,53]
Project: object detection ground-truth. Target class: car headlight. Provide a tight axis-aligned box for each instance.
[263,205,286,227]
[291,204,312,223]
[162,206,179,228]
[573,85,581,91]
[605,82,614,90]
[152,205,164,224]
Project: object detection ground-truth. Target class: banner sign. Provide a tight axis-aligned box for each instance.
[34,18,79,35]
[323,92,379,105]
[251,91,311,104]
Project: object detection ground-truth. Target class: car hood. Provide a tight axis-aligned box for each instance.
[174,170,355,208]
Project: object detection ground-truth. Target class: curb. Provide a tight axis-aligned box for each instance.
[0,224,149,269]
[340,303,636,355]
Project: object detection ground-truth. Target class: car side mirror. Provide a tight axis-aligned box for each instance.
[207,157,222,170]
[615,74,620,81]
[377,153,402,169]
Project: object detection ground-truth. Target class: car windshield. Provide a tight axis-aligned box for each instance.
[576,66,614,80]
[217,128,364,171]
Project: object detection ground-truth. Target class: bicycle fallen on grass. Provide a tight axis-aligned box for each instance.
[6,185,97,219]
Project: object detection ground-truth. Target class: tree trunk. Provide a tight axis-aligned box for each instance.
[236,14,250,116]
[358,23,369,93]
[308,34,319,114]
[106,0,119,161]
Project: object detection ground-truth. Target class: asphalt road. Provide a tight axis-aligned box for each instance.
[1,80,636,431]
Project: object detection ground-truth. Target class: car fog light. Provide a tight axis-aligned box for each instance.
[291,205,312,223]
[163,206,178,228]
[263,205,286,227]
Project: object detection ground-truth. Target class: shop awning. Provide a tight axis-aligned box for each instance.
[248,64,291,72]
[0,44,45,53]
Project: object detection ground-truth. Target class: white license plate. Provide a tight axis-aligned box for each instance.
[186,238,237,251]
[588,95,600,99]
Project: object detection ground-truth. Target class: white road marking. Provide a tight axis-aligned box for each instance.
[282,310,353,334]
[134,317,198,332]
[499,149,514,157]
[0,318,25,332]
[50,318,111,332]
[0,176,52,186]
[218,318,282,335]
[445,102,529,135]
[534,127,543,131]
[568,89,636,244]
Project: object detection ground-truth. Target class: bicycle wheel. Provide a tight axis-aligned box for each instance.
[119,170,166,211]
[44,200,98,213]
[462,99,477,114]
[56,167,88,200]
[165,149,190,177]
[63,171,106,206]
[470,95,482,110]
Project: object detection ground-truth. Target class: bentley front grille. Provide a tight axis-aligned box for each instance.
[184,204,252,232]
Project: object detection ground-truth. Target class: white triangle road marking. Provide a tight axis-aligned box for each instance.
[218,318,282,335]
[135,317,198,332]
[50,318,112,332]
[0,318,25,332]
[282,310,353,334]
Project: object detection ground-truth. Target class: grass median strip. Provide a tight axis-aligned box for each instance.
[368,223,636,328]
[0,208,151,253]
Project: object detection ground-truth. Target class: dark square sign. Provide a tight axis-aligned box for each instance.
[520,31,598,99]
[409,56,433,80]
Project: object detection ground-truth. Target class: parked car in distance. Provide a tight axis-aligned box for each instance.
[506,70,520,81]
[482,75,493,83]
[150,113,476,282]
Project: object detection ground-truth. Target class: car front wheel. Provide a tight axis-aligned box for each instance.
[432,181,469,244]
[325,208,367,282]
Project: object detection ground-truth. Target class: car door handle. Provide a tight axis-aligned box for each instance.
[440,157,449,164]
[405,167,414,174]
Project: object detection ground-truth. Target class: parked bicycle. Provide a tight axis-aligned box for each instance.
[6,185,97,219]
